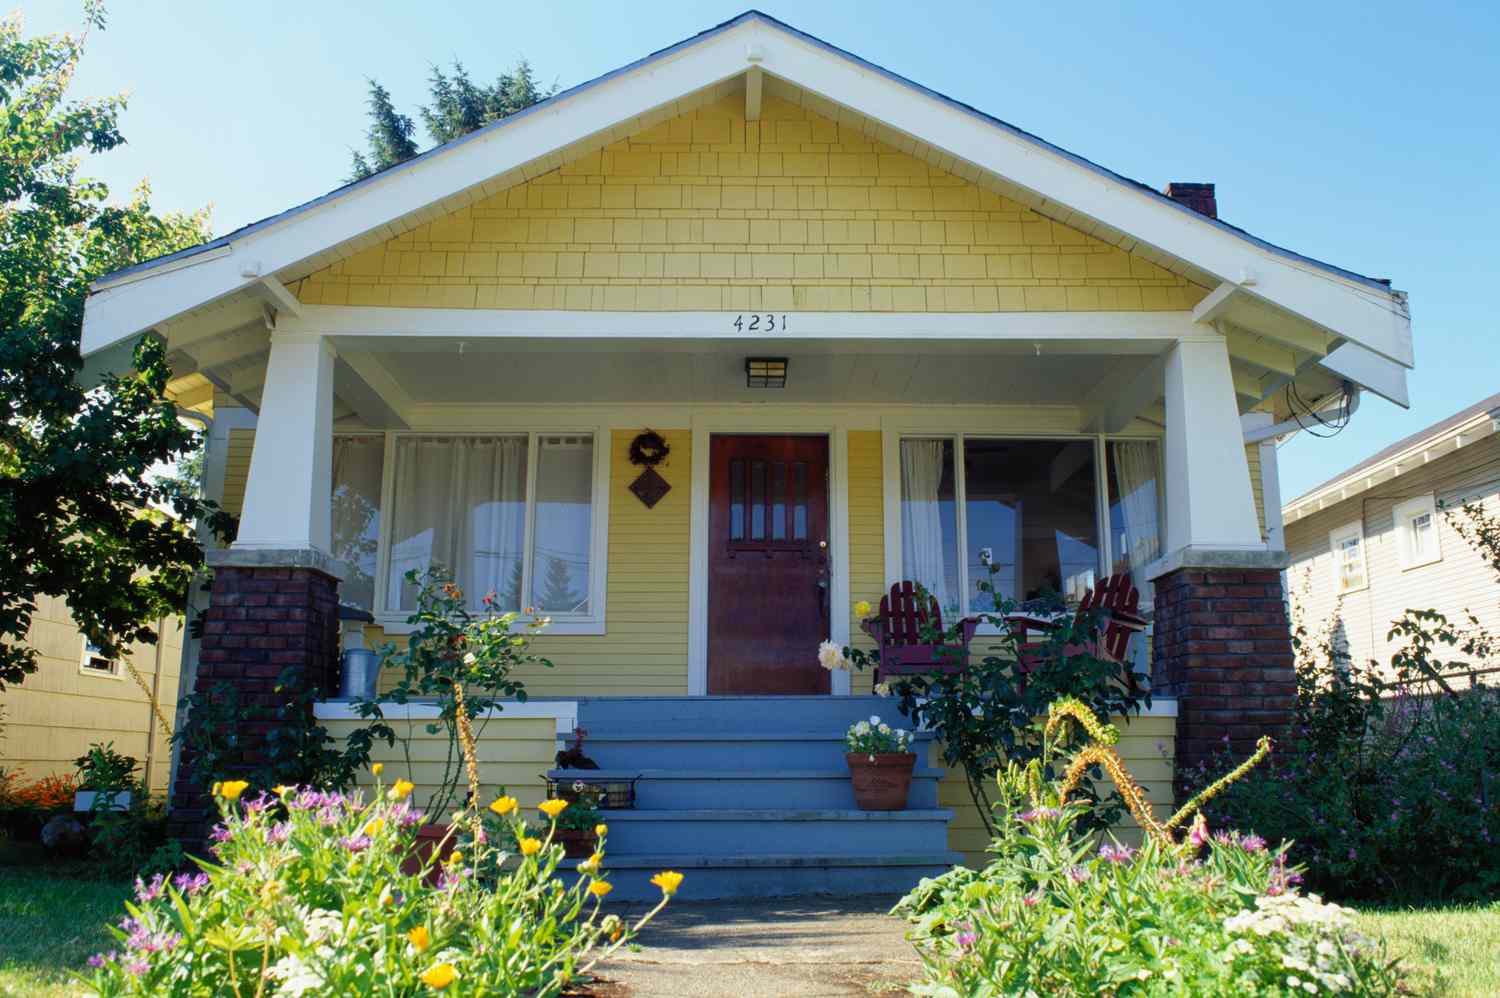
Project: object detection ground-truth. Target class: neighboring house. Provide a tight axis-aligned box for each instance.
[78,13,1413,896]
[1283,393,1500,679]
[0,597,182,795]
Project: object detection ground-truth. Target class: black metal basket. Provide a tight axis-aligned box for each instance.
[543,774,639,810]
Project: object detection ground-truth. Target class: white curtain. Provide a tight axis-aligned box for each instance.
[900,439,953,612]
[531,436,594,613]
[388,436,528,611]
[330,436,385,611]
[1112,441,1161,573]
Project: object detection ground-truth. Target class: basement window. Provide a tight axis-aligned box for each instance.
[80,640,121,679]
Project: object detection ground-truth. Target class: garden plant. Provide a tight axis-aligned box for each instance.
[895,698,1401,996]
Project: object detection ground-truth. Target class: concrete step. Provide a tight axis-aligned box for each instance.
[568,851,964,902]
[594,807,953,856]
[574,730,936,770]
[548,768,943,810]
[570,695,911,735]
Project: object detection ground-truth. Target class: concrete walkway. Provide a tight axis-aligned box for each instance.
[593,895,920,997]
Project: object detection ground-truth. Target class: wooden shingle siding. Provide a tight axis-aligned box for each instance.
[1284,436,1500,677]
[0,595,182,793]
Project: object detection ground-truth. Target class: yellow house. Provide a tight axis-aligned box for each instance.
[79,12,1412,897]
[0,598,181,795]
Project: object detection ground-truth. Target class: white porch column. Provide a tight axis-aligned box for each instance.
[1162,338,1262,554]
[233,333,335,554]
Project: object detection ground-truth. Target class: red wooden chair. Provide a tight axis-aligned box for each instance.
[1006,573,1148,684]
[860,581,980,684]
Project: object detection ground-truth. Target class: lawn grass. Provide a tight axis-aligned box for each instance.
[0,865,130,998]
[1356,903,1500,998]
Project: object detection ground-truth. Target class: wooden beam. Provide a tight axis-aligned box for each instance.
[255,276,304,319]
[744,66,763,121]
[1191,280,1240,325]
[1221,323,1300,377]
[183,324,271,371]
[334,351,412,429]
[1081,351,1168,434]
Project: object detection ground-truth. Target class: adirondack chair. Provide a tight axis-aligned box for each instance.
[1006,572,1148,685]
[860,581,981,684]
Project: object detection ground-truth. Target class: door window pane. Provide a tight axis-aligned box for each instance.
[387,436,529,612]
[331,436,385,611]
[899,438,960,616]
[530,435,595,614]
[1106,440,1163,577]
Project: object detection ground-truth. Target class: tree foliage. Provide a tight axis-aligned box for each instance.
[347,60,554,181]
[0,4,232,691]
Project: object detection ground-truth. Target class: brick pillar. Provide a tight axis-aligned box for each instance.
[169,561,340,845]
[1152,566,1295,789]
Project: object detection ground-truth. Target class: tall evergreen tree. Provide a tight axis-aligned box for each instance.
[538,556,579,613]
[346,80,419,182]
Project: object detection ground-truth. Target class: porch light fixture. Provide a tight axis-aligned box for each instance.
[745,357,788,389]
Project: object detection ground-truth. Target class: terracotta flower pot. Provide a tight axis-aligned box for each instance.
[554,828,599,859]
[402,823,457,884]
[845,752,916,810]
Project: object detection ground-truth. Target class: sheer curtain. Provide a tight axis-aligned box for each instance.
[330,436,385,611]
[900,439,954,612]
[387,436,528,611]
[1111,441,1161,574]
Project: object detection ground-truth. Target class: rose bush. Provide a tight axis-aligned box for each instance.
[84,775,678,996]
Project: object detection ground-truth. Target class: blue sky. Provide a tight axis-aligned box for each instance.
[32,0,1499,500]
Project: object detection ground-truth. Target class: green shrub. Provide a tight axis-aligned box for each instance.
[895,700,1400,996]
[84,776,676,996]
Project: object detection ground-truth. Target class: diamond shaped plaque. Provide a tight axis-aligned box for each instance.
[629,467,671,509]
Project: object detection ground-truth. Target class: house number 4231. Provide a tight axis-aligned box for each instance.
[732,313,788,333]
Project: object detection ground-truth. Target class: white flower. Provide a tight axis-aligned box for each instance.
[854,721,870,735]
[463,652,477,665]
[817,641,848,671]
[879,723,892,735]
[869,715,881,725]
[873,682,892,697]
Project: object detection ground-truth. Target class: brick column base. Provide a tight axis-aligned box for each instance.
[168,561,340,846]
[1151,565,1295,793]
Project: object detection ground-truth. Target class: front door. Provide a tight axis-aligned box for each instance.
[708,435,831,694]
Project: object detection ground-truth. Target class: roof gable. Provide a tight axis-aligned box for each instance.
[82,10,1411,385]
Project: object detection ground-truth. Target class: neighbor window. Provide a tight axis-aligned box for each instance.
[80,639,119,678]
[1329,521,1368,594]
[1393,494,1441,570]
[899,437,1105,616]
[366,432,602,625]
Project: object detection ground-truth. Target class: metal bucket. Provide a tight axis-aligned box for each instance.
[339,649,380,700]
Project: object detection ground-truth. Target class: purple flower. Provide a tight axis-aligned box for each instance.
[125,959,149,977]
[1188,815,1209,849]
[242,792,274,814]
[173,872,210,895]
[1018,807,1061,823]
[391,802,425,828]
[1021,891,1041,908]
[955,930,978,947]
[266,822,291,845]
[1099,843,1134,864]
[1239,834,1266,853]
[1067,865,1092,883]
[339,834,371,853]
[208,822,233,843]
[134,873,165,903]
[87,951,116,969]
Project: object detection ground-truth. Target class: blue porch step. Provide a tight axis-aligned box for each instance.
[565,694,906,734]
[549,767,944,810]
[573,730,938,770]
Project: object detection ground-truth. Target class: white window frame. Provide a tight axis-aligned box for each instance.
[337,426,611,636]
[1328,520,1369,595]
[1393,494,1442,571]
[79,638,122,679]
[880,420,1166,622]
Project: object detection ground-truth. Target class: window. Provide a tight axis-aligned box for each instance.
[898,437,1105,615]
[1393,494,1442,570]
[80,639,120,678]
[337,431,606,631]
[1106,440,1163,577]
[1329,521,1368,594]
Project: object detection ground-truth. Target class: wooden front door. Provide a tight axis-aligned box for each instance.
[708,435,831,694]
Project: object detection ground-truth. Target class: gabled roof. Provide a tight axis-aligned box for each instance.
[81,10,1413,400]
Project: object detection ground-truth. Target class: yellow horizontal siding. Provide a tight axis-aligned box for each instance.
[1245,442,1266,538]
[322,715,555,812]
[847,430,884,695]
[220,428,255,518]
[294,95,1208,314]
[0,594,182,794]
[938,713,1176,866]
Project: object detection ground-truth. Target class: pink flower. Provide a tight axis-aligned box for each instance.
[1188,813,1209,849]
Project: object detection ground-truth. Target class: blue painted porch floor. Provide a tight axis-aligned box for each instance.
[543,696,962,901]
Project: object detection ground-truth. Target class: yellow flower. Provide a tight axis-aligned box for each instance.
[595,823,608,838]
[407,926,430,951]
[488,795,517,816]
[589,881,613,897]
[538,799,568,819]
[217,780,249,801]
[389,779,415,802]
[577,852,602,874]
[520,837,542,856]
[447,851,463,866]
[361,818,384,837]
[211,781,221,796]
[420,963,457,989]
[853,600,873,619]
[371,762,384,777]
[650,870,684,896]
[273,784,294,797]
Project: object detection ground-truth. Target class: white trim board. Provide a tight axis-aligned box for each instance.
[81,13,1409,372]
[687,413,852,697]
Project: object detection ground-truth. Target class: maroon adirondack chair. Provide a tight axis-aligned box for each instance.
[1006,572,1148,685]
[860,581,980,684]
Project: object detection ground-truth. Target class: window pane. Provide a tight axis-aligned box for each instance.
[964,439,1099,608]
[331,436,385,611]
[531,435,595,614]
[899,438,960,616]
[1107,440,1162,577]
[1410,512,1433,560]
[387,436,528,612]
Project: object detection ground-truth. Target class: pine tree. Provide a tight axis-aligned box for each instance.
[346,80,419,181]
[538,556,579,612]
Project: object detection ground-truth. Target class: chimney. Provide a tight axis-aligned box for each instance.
[1164,182,1217,219]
